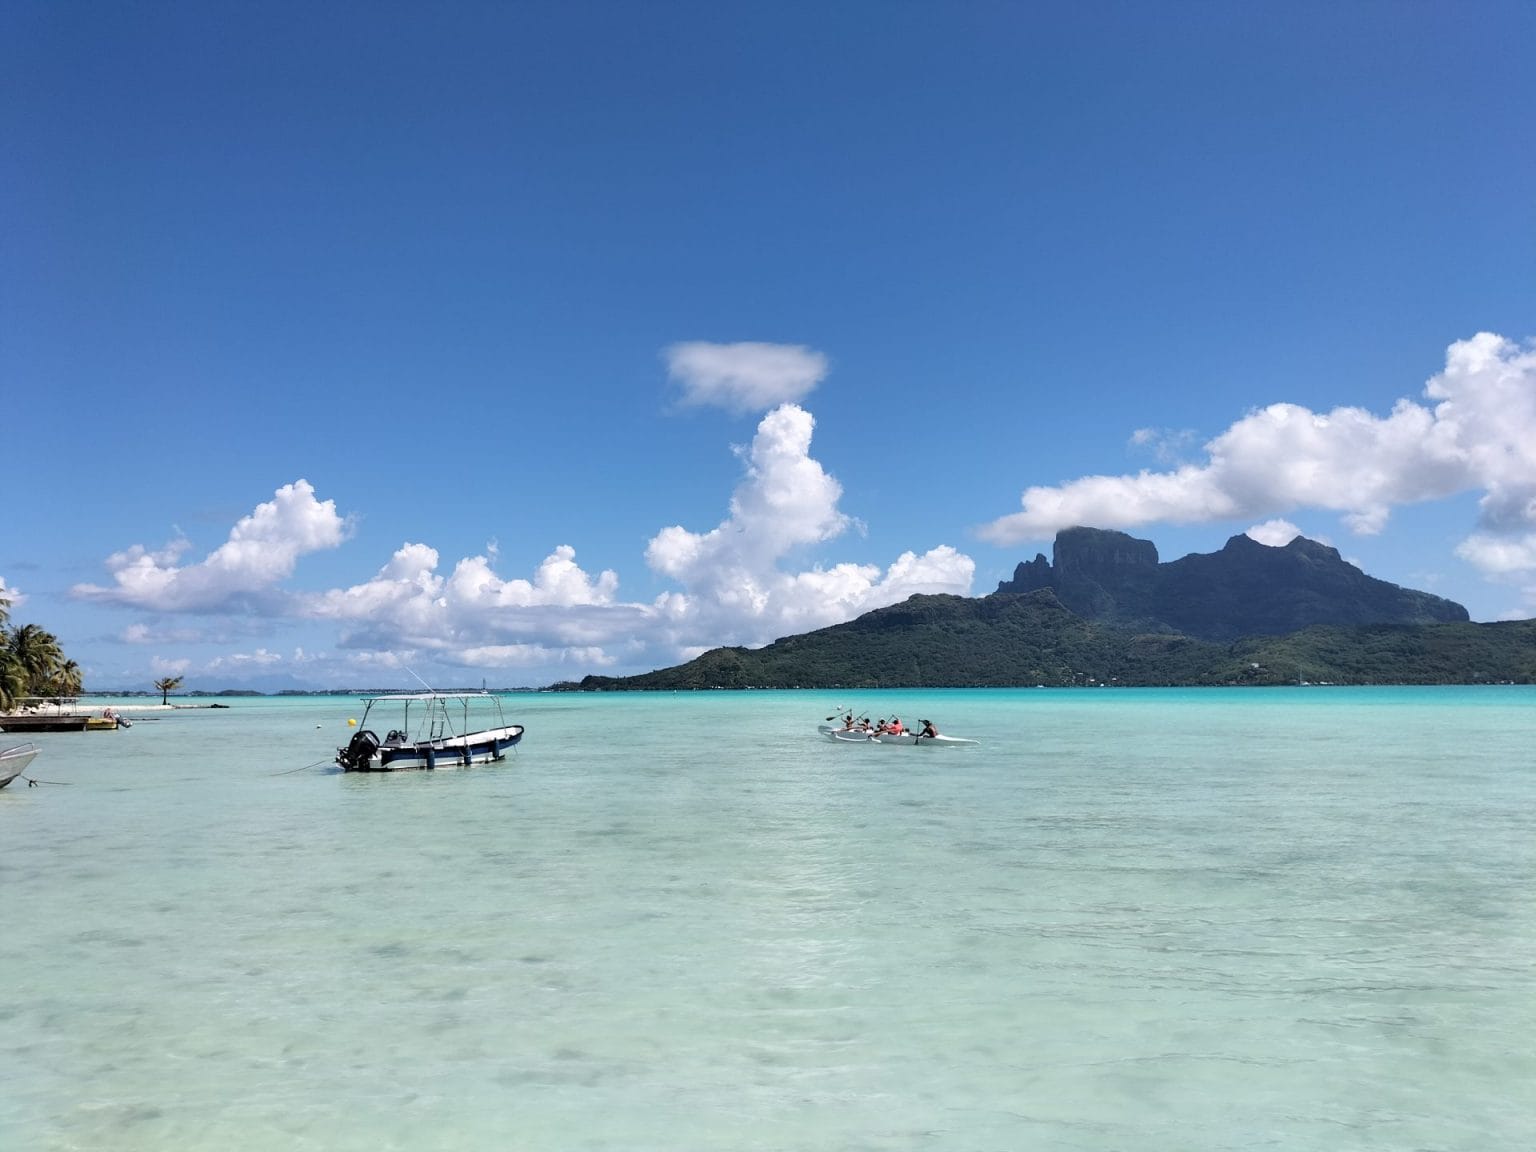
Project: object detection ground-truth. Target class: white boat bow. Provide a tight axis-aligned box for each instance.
[1,741,40,788]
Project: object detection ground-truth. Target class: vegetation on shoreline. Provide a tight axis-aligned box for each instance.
[8,555,1533,699]
[557,590,1536,691]
[0,593,82,710]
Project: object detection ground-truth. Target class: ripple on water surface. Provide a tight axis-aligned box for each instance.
[3,688,1534,1150]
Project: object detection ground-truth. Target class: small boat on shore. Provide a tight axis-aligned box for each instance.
[817,724,978,747]
[335,692,524,772]
[85,710,131,730]
[1,741,40,788]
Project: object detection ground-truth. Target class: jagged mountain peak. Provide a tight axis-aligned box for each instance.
[996,527,1466,640]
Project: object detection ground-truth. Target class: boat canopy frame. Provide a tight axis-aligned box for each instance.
[355,692,510,745]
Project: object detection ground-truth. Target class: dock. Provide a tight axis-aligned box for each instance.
[0,698,129,733]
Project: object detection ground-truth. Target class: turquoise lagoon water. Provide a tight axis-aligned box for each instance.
[3,687,1533,1151]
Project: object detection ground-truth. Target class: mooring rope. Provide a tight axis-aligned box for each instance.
[270,759,331,776]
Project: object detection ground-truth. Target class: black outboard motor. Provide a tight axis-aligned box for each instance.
[338,729,381,771]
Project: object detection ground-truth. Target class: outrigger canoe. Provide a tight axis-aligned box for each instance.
[817,724,978,747]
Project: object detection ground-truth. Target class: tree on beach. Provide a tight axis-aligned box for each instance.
[10,623,62,686]
[0,650,24,713]
[0,598,78,710]
[154,675,185,705]
[48,660,84,697]
[0,593,16,712]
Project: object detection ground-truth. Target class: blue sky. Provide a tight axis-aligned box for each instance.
[5,1,1534,691]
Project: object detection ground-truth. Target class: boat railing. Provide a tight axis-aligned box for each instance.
[358,692,508,745]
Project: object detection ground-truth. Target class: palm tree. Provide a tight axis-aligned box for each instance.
[46,660,84,698]
[10,624,64,699]
[0,601,77,710]
[0,593,13,711]
[154,675,185,705]
[0,649,25,713]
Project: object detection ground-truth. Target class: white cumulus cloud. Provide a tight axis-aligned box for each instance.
[73,349,980,682]
[72,480,354,612]
[205,648,284,671]
[1246,519,1302,547]
[1455,533,1536,576]
[300,542,632,668]
[980,333,1536,587]
[0,577,25,611]
[667,341,828,414]
[282,402,973,673]
[644,403,973,644]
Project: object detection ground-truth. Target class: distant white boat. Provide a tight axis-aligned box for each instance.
[335,692,524,772]
[817,724,978,747]
[1,741,39,788]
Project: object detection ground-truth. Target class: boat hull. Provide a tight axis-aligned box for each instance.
[345,725,524,772]
[333,692,526,773]
[1,742,39,787]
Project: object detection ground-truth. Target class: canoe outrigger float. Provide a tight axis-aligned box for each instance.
[336,692,524,772]
[817,724,978,747]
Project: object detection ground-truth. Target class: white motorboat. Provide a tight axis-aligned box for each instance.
[817,724,978,747]
[335,692,524,772]
[1,741,39,788]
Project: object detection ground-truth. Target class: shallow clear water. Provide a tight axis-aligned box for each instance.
[4,688,1534,1150]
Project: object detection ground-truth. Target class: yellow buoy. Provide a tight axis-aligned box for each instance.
[347,718,357,727]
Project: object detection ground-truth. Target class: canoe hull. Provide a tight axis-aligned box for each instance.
[817,725,977,747]
[873,731,978,747]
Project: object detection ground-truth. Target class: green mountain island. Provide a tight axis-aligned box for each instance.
[562,528,1536,689]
